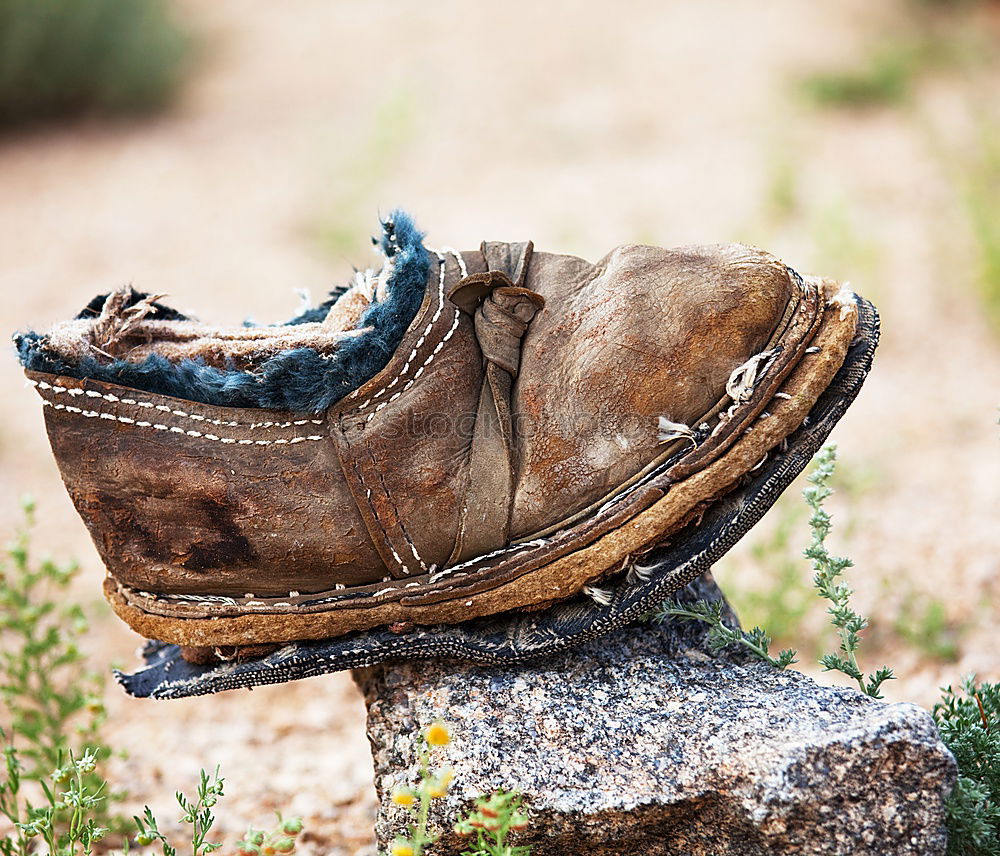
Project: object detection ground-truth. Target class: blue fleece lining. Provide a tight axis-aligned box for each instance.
[15,211,431,414]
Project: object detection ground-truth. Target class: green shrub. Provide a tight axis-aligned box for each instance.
[0,498,114,816]
[132,768,225,856]
[962,125,1000,334]
[0,742,110,856]
[0,0,192,127]
[800,45,916,109]
[454,789,530,856]
[934,677,1000,855]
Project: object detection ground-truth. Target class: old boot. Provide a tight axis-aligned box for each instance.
[17,211,873,650]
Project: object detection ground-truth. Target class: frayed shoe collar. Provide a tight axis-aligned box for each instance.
[15,211,430,414]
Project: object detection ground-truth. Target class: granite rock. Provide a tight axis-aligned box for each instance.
[354,573,956,855]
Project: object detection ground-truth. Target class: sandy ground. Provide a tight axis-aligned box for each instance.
[2,1,1000,851]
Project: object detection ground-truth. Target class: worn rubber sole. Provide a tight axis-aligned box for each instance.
[114,295,878,697]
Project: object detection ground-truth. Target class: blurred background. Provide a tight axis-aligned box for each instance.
[1,0,999,852]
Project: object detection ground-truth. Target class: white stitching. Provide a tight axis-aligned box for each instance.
[401,516,428,572]
[30,380,324,429]
[356,253,447,409]
[443,246,468,278]
[366,275,461,421]
[357,247,466,422]
[386,544,408,573]
[357,249,449,416]
[121,539,554,613]
[40,400,324,446]
[374,455,427,574]
[428,537,549,583]
[348,457,411,577]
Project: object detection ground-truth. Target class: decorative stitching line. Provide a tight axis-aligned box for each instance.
[30,380,323,429]
[347,453,411,576]
[442,246,468,278]
[40,400,324,446]
[124,544,552,615]
[166,593,241,604]
[366,281,461,422]
[428,537,550,583]
[356,251,447,414]
[374,463,428,574]
[123,535,553,613]
[129,585,373,611]
[358,248,463,423]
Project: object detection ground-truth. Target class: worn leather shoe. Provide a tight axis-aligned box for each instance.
[17,212,868,651]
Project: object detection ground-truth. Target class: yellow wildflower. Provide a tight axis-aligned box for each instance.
[428,769,454,798]
[425,721,450,746]
[391,787,417,807]
[390,839,414,856]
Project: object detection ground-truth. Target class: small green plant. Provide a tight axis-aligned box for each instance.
[804,445,894,699]
[383,719,534,855]
[234,815,304,856]
[0,0,193,127]
[0,501,314,856]
[133,767,224,856]
[657,444,893,698]
[1,730,306,856]
[653,598,798,670]
[387,721,455,856]
[0,498,117,819]
[0,738,108,856]
[934,677,1000,855]
[454,790,530,856]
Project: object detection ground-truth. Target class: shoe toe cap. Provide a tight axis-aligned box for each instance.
[512,242,797,536]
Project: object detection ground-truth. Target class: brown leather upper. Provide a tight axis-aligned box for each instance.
[511,243,795,536]
[331,240,795,580]
[32,240,800,598]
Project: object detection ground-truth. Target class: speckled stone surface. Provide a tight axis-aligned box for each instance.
[354,573,956,856]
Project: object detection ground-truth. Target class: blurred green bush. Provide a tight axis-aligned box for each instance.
[963,125,1000,335]
[800,45,915,109]
[0,0,192,128]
